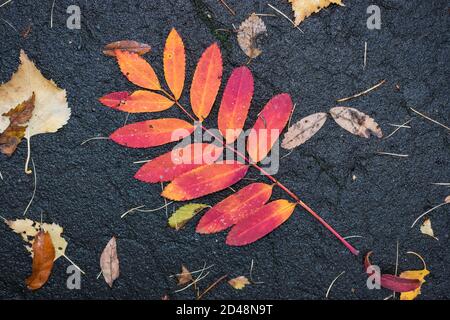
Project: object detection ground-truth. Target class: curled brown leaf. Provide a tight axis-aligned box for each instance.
[26,231,55,290]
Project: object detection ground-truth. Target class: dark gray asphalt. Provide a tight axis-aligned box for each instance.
[0,0,449,299]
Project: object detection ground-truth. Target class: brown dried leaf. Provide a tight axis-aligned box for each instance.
[100,236,120,288]
[0,94,35,156]
[281,112,327,149]
[288,0,344,26]
[177,265,193,286]
[237,13,267,59]
[330,107,382,138]
[228,276,250,290]
[103,40,151,57]
[26,231,55,290]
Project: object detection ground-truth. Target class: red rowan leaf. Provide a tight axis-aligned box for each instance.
[115,50,161,90]
[99,90,174,113]
[135,143,223,183]
[247,93,293,163]
[218,66,254,144]
[161,163,248,201]
[26,231,55,290]
[164,28,186,100]
[196,183,273,234]
[110,118,193,148]
[190,43,223,121]
[226,199,296,246]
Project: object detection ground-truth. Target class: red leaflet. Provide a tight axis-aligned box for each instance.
[218,66,254,144]
[110,118,193,148]
[247,93,293,163]
[99,91,174,113]
[135,143,223,183]
[226,199,296,246]
[190,43,223,121]
[364,251,421,292]
[115,50,161,90]
[164,28,186,100]
[196,183,273,234]
[161,163,249,201]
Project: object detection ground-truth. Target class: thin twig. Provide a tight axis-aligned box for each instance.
[23,159,37,216]
[50,0,56,28]
[384,119,412,140]
[63,254,86,275]
[410,107,450,131]
[197,274,228,300]
[25,132,32,174]
[249,259,264,284]
[376,152,409,158]
[431,182,450,186]
[1,18,17,32]
[218,0,235,16]
[343,235,364,240]
[325,271,345,298]
[411,202,449,228]
[161,182,168,218]
[170,264,215,278]
[0,0,12,8]
[406,251,427,270]
[174,271,210,293]
[254,13,277,17]
[80,136,109,145]
[136,202,173,213]
[393,240,399,298]
[363,41,367,70]
[267,3,303,33]
[336,79,386,102]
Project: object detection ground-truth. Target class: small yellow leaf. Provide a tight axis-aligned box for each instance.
[399,269,430,300]
[168,203,209,230]
[228,276,250,290]
[288,0,344,26]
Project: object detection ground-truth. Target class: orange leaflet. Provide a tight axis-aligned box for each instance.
[190,43,223,121]
[110,118,194,148]
[218,66,254,144]
[226,199,296,246]
[247,93,293,163]
[164,28,186,100]
[135,143,223,183]
[196,183,273,234]
[26,231,55,290]
[99,91,174,113]
[161,163,248,201]
[115,50,161,90]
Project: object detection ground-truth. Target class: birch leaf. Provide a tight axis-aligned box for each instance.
[237,13,267,59]
[100,236,120,288]
[168,203,209,230]
[228,276,250,290]
[6,218,68,260]
[330,107,382,138]
[0,50,70,142]
[288,0,344,26]
[281,112,327,149]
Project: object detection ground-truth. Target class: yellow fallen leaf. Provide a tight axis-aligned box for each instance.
[0,50,70,170]
[288,0,344,26]
[228,276,250,290]
[6,218,68,260]
[399,252,430,300]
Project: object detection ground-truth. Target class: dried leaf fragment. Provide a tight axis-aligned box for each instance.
[100,236,120,288]
[237,13,267,59]
[177,265,193,286]
[0,94,35,156]
[330,107,382,138]
[26,231,55,290]
[420,218,436,239]
[281,112,327,149]
[288,0,344,26]
[228,276,250,290]
[103,40,151,56]
[168,203,209,230]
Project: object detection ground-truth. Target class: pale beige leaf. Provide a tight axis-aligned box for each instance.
[288,0,344,26]
[228,276,250,290]
[0,50,70,139]
[445,195,450,203]
[100,236,120,288]
[330,107,382,138]
[420,218,436,239]
[281,112,327,149]
[237,13,267,59]
[6,218,67,260]
[177,265,193,286]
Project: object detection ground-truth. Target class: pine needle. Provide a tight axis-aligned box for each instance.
[325,271,345,299]
[410,107,450,131]
[196,274,228,300]
[384,119,412,140]
[376,152,409,158]
[80,136,109,145]
[267,3,303,33]
[336,79,386,102]
[411,202,449,228]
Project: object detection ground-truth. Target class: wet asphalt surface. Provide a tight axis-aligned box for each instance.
[0,0,449,299]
